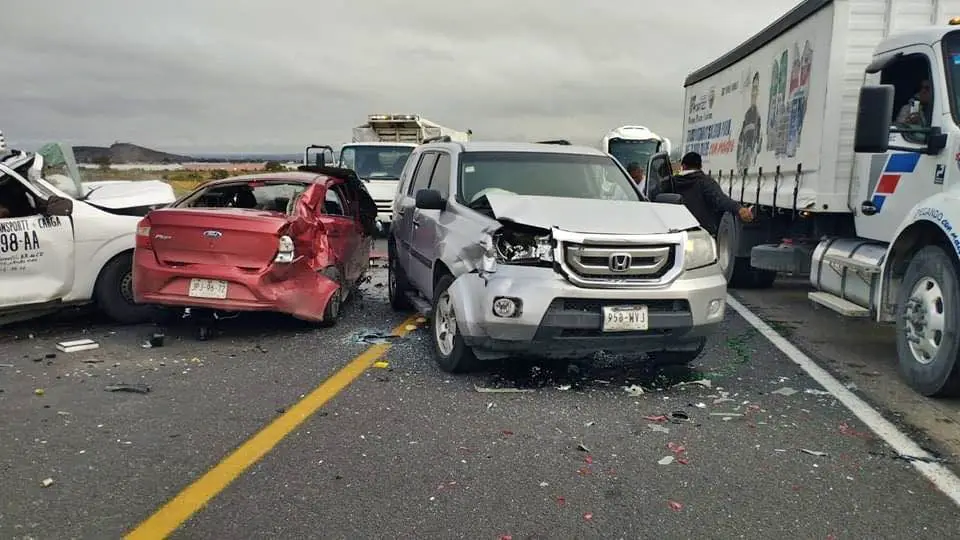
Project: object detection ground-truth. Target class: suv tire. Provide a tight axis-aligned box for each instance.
[431,274,480,373]
[388,243,414,311]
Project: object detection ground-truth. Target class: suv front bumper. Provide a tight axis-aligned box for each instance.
[447,265,726,359]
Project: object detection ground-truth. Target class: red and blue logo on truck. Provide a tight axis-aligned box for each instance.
[871,153,920,211]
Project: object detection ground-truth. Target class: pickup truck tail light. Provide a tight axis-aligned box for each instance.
[136,218,152,250]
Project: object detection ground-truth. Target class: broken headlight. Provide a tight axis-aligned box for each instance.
[684,229,717,270]
[492,229,553,264]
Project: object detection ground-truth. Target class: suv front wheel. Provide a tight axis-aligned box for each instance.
[388,243,413,311]
[431,274,480,373]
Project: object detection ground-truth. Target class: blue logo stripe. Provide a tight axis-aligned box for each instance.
[884,153,920,173]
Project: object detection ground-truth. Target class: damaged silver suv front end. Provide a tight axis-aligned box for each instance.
[445,221,726,361]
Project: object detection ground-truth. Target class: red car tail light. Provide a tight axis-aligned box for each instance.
[136,217,152,250]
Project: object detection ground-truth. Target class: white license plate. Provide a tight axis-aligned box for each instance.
[601,305,649,332]
[188,279,229,299]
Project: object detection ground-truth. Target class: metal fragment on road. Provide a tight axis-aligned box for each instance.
[624,384,645,397]
[804,388,831,396]
[104,383,151,394]
[56,338,99,353]
[674,378,712,389]
[771,387,798,396]
[800,449,828,457]
[474,385,534,393]
[41,478,54,488]
[577,443,591,453]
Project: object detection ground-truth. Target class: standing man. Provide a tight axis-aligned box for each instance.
[649,152,754,236]
[626,162,645,185]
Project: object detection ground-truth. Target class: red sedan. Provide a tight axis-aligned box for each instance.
[133,169,376,326]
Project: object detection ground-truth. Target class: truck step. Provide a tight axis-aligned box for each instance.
[822,254,881,274]
[808,291,871,318]
[405,292,433,316]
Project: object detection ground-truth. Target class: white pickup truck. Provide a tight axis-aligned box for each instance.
[0,139,175,325]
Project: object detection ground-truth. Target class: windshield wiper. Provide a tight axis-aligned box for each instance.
[78,184,105,201]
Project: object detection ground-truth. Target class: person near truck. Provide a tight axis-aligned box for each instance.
[895,79,932,129]
[626,161,645,185]
[648,151,754,236]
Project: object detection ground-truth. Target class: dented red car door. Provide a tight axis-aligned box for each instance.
[133,173,370,324]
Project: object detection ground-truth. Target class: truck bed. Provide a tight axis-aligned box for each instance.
[682,0,960,213]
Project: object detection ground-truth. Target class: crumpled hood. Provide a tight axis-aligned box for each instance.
[82,180,176,209]
[482,193,699,235]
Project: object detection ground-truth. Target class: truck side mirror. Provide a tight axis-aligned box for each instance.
[44,195,73,217]
[853,84,895,153]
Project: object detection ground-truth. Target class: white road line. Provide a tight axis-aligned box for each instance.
[726,294,960,507]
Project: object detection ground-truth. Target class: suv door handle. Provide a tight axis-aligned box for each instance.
[412,217,421,228]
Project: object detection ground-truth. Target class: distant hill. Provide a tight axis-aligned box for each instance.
[73,143,194,165]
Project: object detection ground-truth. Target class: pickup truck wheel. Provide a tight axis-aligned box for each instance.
[388,246,413,311]
[649,338,707,366]
[896,246,960,397]
[718,212,776,289]
[318,266,343,328]
[95,252,155,324]
[431,274,479,374]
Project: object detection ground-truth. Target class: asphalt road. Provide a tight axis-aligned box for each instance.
[2,252,959,539]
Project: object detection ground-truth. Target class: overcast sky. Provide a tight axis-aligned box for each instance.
[1,0,801,154]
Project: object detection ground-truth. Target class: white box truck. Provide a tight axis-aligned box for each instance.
[644,0,960,397]
[307,114,472,234]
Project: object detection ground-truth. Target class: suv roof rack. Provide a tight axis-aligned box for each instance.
[422,135,452,144]
[537,139,571,145]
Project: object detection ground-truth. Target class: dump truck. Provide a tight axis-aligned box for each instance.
[644,0,960,397]
[306,114,472,234]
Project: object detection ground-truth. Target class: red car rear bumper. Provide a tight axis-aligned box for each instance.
[133,250,338,322]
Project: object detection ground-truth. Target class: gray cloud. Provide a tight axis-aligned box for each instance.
[0,0,801,153]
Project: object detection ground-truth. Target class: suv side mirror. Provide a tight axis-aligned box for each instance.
[44,195,73,217]
[415,189,445,211]
[654,193,683,205]
[854,85,894,153]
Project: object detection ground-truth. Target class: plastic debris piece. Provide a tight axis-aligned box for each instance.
[668,500,683,511]
[675,379,712,389]
[710,412,743,417]
[694,402,707,408]
[804,388,831,396]
[500,430,514,437]
[644,415,669,423]
[474,385,534,393]
[800,449,828,457]
[498,536,513,540]
[624,385,645,397]
[583,512,593,521]
[373,361,389,369]
[670,411,689,423]
[56,339,99,353]
[41,478,54,488]
[34,389,45,396]
[576,466,592,476]
[104,383,151,394]
[771,387,798,396]
[0,363,13,368]
[584,421,595,427]
[677,458,689,465]
[667,442,686,455]
[404,324,417,332]
[558,384,572,391]
[658,456,675,465]
[556,496,566,507]
[648,423,670,433]
[416,317,427,324]
[539,481,549,487]
[585,455,593,464]
[577,443,590,453]
[82,358,104,364]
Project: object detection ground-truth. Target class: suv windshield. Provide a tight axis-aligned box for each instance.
[339,145,414,180]
[458,151,640,206]
[606,139,661,171]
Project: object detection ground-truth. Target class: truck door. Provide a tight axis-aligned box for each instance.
[0,161,76,311]
[394,151,438,284]
[855,48,944,241]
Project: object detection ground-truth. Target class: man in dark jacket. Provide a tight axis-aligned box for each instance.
[650,152,753,236]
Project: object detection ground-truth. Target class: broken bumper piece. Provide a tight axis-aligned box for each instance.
[446,265,726,359]
[133,256,339,322]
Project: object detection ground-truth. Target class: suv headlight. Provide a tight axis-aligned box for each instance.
[684,229,717,270]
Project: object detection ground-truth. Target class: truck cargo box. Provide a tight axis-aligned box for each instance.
[681,0,960,214]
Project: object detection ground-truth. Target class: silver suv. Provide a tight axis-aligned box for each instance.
[387,141,727,373]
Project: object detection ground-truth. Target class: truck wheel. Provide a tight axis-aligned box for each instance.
[318,266,343,328]
[717,212,776,289]
[95,252,155,324]
[649,338,706,366]
[431,274,479,374]
[896,246,960,397]
[388,243,413,311]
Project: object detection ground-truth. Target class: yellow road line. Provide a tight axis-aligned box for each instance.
[124,315,422,540]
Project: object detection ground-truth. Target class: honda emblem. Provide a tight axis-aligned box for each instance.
[608,253,631,272]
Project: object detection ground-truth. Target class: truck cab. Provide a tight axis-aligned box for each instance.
[601,126,671,192]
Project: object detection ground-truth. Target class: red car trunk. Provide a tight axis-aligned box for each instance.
[147,208,287,270]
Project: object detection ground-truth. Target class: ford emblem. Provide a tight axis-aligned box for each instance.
[203,230,223,239]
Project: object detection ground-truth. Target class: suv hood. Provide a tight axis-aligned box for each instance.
[482,193,699,235]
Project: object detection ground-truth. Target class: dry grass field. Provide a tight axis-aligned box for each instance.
[82,167,273,197]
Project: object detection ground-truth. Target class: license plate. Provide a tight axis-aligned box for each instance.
[188,279,229,299]
[601,305,649,332]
